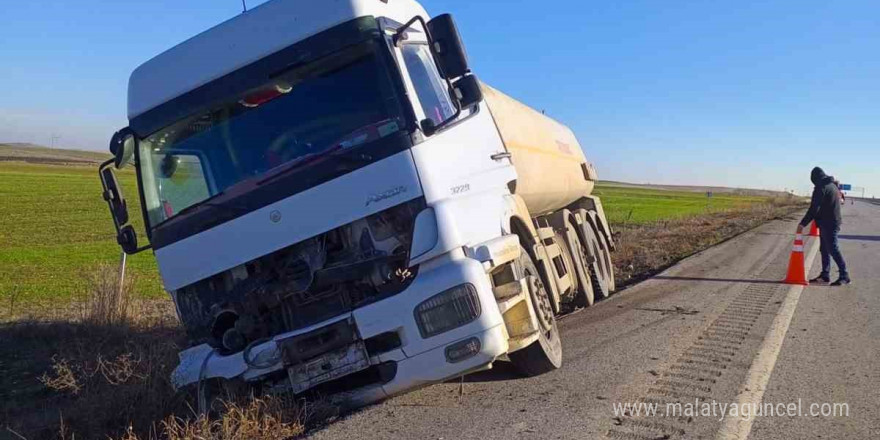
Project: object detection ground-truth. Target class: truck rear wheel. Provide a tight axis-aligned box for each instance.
[565,213,595,308]
[595,224,616,292]
[509,246,563,376]
[584,209,615,292]
[577,210,610,299]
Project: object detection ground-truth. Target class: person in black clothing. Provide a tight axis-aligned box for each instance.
[796,167,850,286]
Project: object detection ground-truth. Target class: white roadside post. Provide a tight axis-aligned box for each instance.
[118,251,127,296]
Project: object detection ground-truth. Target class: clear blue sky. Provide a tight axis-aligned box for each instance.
[2,0,877,196]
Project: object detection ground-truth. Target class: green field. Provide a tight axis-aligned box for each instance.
[0,162,162,304]
[1,162,772,304]
[593,184,768,224]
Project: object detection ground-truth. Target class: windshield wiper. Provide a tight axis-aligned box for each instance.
[158,184,253,227]
[174,198,251,219]
[257,145,373,187]
[256,146,340,186]
[257,120,395,187]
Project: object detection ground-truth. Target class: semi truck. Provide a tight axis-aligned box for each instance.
[98,0,616,408]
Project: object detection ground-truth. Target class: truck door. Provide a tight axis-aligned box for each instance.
[390,30,514,206]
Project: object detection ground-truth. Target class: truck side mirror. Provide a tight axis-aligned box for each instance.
[397,15,479,136]
[452,74,482,110]
[99,158,147,254]
[117,225,139,255]
[420,118,438,136]
[101,166,129,226]
[109,128,136,169]
[426,14,469,79]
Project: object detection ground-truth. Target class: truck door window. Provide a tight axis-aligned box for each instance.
[401,44,456,128]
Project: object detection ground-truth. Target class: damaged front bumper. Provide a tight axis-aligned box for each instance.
[171,251,508,405]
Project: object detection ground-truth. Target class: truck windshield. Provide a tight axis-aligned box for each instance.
[137,40,405,228]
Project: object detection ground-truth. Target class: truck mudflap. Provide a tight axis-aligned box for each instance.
[171,254,509,402]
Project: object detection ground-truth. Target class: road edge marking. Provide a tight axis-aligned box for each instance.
[715,238,821,440]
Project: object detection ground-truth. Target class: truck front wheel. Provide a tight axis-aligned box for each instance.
[509,246,563,376]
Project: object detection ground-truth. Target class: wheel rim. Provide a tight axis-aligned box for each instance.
[525,271,554,333]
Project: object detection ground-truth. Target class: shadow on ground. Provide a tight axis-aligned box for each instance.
[457,360,523,383]
[839,234,880,242]
[0,320,186,440]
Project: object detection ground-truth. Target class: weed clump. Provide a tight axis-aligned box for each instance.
[80,262,136,327]
[158,398,304,440]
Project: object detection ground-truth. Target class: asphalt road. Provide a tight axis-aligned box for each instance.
[310,201,879,440]
[750,200,879,440]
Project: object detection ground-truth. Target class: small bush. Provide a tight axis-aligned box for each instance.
[38,356,82,395]
[80,262,136,327]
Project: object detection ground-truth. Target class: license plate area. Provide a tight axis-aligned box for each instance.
[279,319,370,394]
[287,342,370,394]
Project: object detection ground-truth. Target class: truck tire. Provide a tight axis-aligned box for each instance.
[596,226,616,293]
[509,245,563,376]
[575,210,609,299]
[584,210,615,292]
[565,213,595,308]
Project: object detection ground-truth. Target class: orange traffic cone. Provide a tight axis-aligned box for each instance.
[809,221,820,237]
[784,234,808,285]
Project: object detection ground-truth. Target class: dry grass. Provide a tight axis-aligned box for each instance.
[37,357,82,395]
[158,398,304,440]
[610,197,806,287]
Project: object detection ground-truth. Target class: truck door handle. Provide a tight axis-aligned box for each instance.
[491,152,512,161]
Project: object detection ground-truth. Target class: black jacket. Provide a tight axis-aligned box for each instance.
[800,167,842,228]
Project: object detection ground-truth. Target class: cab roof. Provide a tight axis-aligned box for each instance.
[128,0,428,120]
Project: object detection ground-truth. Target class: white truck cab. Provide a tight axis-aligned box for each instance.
[99,0,615,407]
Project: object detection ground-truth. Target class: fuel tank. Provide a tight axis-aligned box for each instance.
[482,84,598,216]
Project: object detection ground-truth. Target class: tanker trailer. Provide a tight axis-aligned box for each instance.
[483,84,616,300]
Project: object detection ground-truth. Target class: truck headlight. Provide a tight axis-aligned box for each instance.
[414,284,481,338]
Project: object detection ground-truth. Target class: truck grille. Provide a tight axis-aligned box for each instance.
[172,198,424,352]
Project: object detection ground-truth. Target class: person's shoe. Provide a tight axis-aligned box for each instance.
[830,277,851,286]
[809,275,830,284]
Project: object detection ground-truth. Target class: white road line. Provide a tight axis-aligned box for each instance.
[715,238,821,440]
